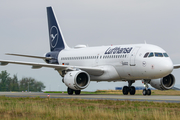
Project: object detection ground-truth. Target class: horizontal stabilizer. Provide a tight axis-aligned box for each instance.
[6,53,53,60]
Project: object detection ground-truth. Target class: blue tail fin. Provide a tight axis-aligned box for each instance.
[47,7,69,51]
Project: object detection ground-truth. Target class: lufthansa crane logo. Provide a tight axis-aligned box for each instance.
[50,26,59,48]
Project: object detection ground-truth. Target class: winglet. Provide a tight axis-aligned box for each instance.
[0,61,8,66]
[173,64,180,69]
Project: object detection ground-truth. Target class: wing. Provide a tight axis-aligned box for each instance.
[173,64,180,69]
[0,59,104,76]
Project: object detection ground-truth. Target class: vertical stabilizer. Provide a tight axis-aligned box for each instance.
[47,7,69,51]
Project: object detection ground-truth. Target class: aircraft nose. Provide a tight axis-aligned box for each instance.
[160,59,173,76]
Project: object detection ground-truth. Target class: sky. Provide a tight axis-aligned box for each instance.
[0,0,180,91]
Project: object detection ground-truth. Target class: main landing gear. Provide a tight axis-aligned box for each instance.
[142,80,151,96]
[122,81,136,95]
[67,87,81,95]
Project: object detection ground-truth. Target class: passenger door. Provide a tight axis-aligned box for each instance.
[130,47,140,66]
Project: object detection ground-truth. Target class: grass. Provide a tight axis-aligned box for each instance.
[44,89,180,96]
[0,96,180,119]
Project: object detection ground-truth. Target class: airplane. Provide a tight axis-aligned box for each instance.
[0,6,180,96]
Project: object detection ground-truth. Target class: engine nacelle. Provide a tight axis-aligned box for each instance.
[64,71,90,90]
[150,74,175,90]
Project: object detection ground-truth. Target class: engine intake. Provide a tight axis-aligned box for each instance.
[150,74,175,90]
[64,71,90,90]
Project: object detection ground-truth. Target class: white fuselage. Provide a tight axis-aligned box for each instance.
[58,44,173,81]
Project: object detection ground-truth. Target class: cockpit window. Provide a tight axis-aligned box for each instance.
[155,53,163,57]
[144,52,149,58]
[144,52,169,58]
[163,53,169,57]
[148,52,154,57]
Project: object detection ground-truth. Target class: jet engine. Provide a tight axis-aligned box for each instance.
[64,70,90,90]
[150,74,175,90]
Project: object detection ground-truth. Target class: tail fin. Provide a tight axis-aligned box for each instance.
[47,7,69,51]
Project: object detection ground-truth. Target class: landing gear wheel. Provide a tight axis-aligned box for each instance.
[142,80,151,96]
[75,90,81,95]
[67,87,74,95]
[130,86,136,95]
[122,86,128,95]
[147,89,151,95]
[122,81,136,95]
[143,89,147,96]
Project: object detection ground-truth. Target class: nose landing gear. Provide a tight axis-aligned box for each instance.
[122,81,136,95]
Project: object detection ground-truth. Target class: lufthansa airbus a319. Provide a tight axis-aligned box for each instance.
[0,7,180,96]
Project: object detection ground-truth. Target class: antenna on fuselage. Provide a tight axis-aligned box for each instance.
[144,40,147,44]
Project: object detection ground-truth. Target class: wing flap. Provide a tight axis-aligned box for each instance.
[32,65,42,69]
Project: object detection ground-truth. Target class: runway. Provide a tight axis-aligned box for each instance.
[0,92,180,103]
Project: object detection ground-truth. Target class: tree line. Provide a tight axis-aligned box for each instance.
[0,71,45,92]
